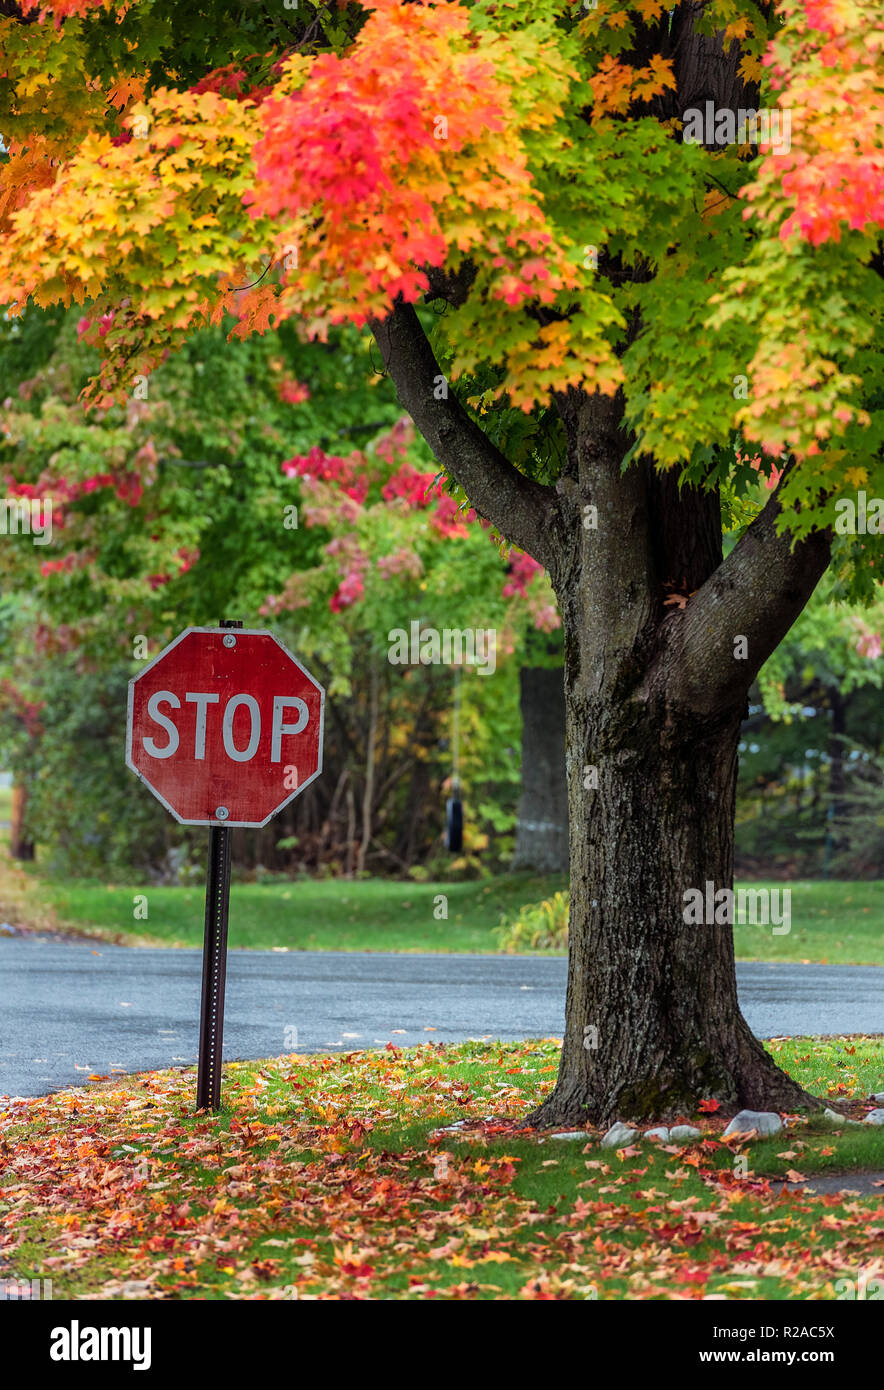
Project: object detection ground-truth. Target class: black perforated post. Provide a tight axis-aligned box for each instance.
[196,618,241,1111]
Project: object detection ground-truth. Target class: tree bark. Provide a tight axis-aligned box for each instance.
[356,661,379,876]
[827,686,848,828]
[532,694,812,1126]
[512,667,569,874]
[9,782,34,861]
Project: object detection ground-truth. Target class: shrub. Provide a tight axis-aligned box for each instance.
[495,890,569,953]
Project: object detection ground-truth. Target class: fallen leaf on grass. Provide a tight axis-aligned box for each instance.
[4,1036,881,1303]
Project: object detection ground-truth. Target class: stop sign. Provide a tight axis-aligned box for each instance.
[126,627,324,827]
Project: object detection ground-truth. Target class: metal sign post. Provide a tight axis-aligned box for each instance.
[197,816,233,1110]
[196,618,240,1111]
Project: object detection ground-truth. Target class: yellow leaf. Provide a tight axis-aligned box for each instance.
[738,55,765,84]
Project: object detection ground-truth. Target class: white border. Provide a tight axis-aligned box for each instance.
[125,627,325,828]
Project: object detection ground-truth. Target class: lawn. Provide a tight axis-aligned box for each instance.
[2,857,566,951]
[2,850,883,963]
[731,880,884,965]
[1,1035,882,1301]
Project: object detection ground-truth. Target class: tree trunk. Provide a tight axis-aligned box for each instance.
[527,393,826,1128]
[512,666,569,873]
[356,662,379,876]
[826,685,849,867]
[345,779,356,879]
[530,688,811,1126]
[9,782,34,862]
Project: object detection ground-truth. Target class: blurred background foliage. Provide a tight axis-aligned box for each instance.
[0,306,881,882]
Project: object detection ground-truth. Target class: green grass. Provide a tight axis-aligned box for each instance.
[8,859,883,962]
[11,867,568,951]
[0,784,12,825]
[2,1035,882,1301]
[731,880,884,964]
[768,1033,884,1109]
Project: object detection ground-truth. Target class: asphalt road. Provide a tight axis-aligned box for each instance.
[1,938,881,1098]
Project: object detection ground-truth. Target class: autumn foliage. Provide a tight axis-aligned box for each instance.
[2,1036,881,1300]
[0,0,880,536]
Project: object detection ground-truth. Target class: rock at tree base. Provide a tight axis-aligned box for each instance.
[822,1108,863,1127]
[601,1122,639,1149]
[723,1110,783,1138]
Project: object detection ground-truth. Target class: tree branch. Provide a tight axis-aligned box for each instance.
[659,471,832,714]
[369,300,562,568]
[422,261,477,308]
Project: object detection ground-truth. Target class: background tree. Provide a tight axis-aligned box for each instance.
[1,0,882,1122]
[0,306,401,872]
[0,306,555,876]
[511,630,569,874]
[255,420,558,878]
[737,578,884,878]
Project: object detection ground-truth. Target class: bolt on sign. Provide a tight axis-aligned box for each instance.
[126,623,325,1109]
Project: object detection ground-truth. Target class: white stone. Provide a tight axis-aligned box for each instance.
[550,1131,589,1141]
[644,1127,670,1142]
[863,1109,884,1126]
[600,1121,639,1149]
[723,1109,782,1138]
[870,1093,884,1104]
[822,1108,863,1127]
[669,1125,702,1142]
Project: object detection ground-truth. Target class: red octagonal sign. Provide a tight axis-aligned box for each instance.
[126,627,325,827]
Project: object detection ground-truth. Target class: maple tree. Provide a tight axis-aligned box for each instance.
[1,0,882,1124]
